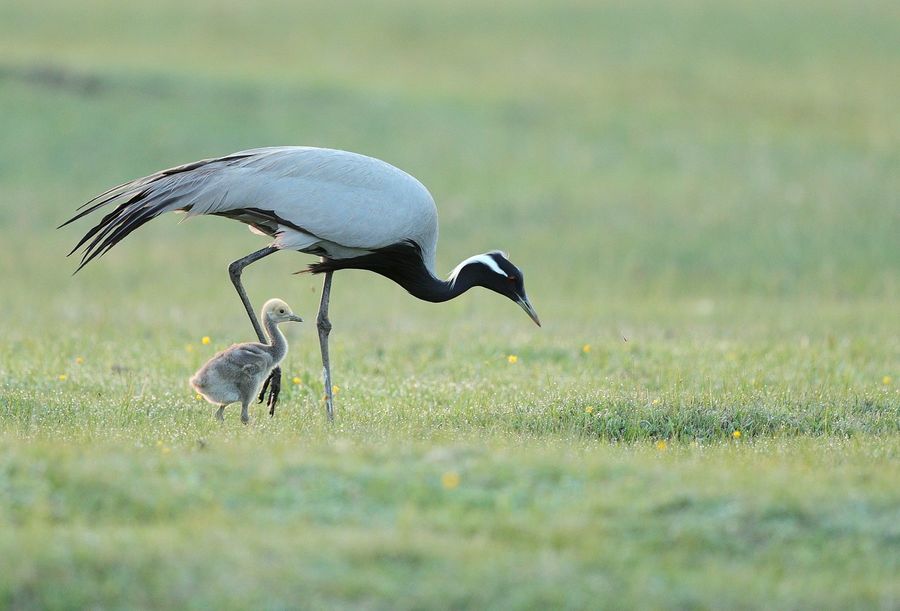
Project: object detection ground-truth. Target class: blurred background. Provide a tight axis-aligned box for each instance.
[1,0,898,365]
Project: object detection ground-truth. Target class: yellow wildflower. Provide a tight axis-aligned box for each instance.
[58,374,68,381]
[441,471,460,490]
[656,440,667,450]
[292,376,302,385]
[652,398,661,406]
[585,406,594,414]
[195,394,203,401]
[732,430,742,439]
[582,344,591,354]
[75,356,84,365]
[201,336,211,345]
[507,355,518,364]
[322,385,340,401]
[883,375,893,385]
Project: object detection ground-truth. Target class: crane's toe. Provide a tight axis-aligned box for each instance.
[257,367,282,415]
[257,371,272,403]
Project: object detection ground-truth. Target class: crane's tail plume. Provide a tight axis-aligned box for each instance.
[59,153,255,272]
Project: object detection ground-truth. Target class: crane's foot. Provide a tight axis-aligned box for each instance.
[268,369,281,416]
[215,406,225,422]
[257,366,281,416]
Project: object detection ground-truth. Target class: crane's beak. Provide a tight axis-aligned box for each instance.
[289,315,304,323]
[516,295,541,327]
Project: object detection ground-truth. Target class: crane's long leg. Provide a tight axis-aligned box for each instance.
[229,246,279,341]
[317,271,335,422]
[227,246,282,413]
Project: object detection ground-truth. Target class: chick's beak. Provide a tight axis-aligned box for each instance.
[289,315,303,323]
[516,295,541,327]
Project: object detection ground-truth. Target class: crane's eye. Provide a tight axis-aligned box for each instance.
[506,276,516,283]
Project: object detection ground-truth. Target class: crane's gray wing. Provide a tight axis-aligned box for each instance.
[61,146,438,271]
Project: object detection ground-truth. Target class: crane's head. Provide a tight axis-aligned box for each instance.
[449,251,541,327]
[261,298,304,324]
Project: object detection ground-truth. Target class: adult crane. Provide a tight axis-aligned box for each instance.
[60,146,540,420]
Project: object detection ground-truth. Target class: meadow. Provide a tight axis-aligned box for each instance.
[1,0,898,608]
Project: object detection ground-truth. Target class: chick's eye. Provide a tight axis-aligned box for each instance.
[279,309,285,314]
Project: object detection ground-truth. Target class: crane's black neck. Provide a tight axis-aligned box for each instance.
[303,241,475,303]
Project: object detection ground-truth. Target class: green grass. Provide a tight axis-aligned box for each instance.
[2,437,898,609]
[1,0,899,608]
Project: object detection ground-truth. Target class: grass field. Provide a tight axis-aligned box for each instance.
[1,0,899,608]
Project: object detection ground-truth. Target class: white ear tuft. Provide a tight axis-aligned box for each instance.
[448,253,508,286]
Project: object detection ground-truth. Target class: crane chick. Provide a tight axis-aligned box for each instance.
[190,298,302,423]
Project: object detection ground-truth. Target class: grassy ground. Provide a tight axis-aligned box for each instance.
[1,0,898,608]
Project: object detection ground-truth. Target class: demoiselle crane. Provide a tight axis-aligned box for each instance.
[191,298,302,423]
[60,146,541,420]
